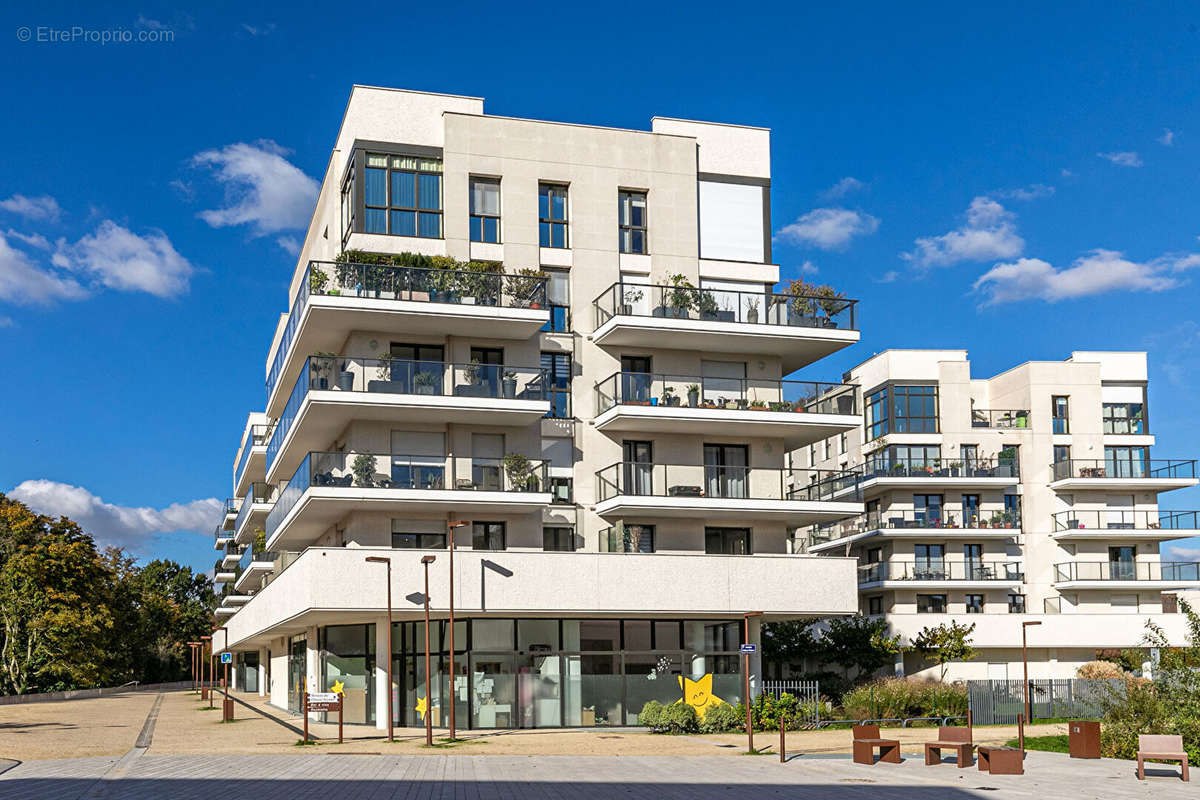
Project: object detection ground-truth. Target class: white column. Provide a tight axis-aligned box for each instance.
[375,616,390,730]
[893,651,905,677]
[257,646,268,697]
[269,638,288,708]
[306,625,320,720]
[748,616,762,699]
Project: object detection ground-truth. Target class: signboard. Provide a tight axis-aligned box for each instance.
[308,692,340,704]
[303,690,345,743]
[739,644,757,654]
[220,652,232,664]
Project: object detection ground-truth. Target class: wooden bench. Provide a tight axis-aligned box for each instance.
[977,745,1023,775]
[1137,734,1189,781]
[852,724,901,765]
[924,725,973,767]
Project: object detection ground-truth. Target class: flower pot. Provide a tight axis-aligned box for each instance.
[688,391,699,407]
[530,302,542,310]
[650,398,658,406]
[747,309,759,324]
[317,377,329,390]
[502,378,517,399]
[337,371,354,391]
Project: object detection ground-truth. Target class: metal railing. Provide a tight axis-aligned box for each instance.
[808,508,1022,544]
[859,560,1023,584]
[266,356,548,471]
[213,523,232,544]
[594,372,857,416]
[235,423,271,487]
[1051,459,1197,480]
[1054,561,1200,582]
[266,452,549,541]
[1053,510,1200,532]
[858,456,1019,480]
[595,462,859,503]
[593,281,858,331]
[233,482,276,535]
[970,409,1031,429]
[238,545,278,573]
[968,679,1120,726]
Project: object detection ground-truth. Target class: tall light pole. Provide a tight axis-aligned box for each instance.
[201,634,213,708]
[1022,621,1042,723]
[743,611,764,753]
[447,520,468,741]
[215,626,231,721]
[366,556,393,742]
[188,642,198,691]
[421,555,437,747]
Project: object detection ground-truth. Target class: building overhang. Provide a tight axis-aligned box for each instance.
[593,404,859,450]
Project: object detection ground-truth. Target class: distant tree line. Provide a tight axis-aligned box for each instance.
[0,493,215,695]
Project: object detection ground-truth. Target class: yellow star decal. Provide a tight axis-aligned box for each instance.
[330,679,345,695]
[677,674,727,720]
[415,695,428,720]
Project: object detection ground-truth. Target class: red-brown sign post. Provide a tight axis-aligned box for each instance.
[303,690,344,744]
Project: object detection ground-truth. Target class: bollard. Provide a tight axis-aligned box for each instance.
[780,713,787,763]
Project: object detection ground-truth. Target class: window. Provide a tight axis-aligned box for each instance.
[364,153,442,238]
[539,183,568,248]
[824,438,832,460]
[867,595,883,615]
[1105,445,1149,478]
[340,158,355,247]
[611,524,655,553]
[809,444,817,465]
[618,190,647,253]
[469,177,501,243]
[865,386,888,440]
[1052,395,1070,434]
[964,543,983,578]
[1004,495,1020,523]
[965,594,984,614]
[915,544,945,574]
[472,522,505,551]
[542,269,570,332]
[704,527,751,555]
[871,444,941,473]
[541,351,571,418]
[1103,402,1146,434]
[1008,593,1026,614]
[917,594,947,614]
[894,385,938,433]
[549,476,573,504]
[913,495,944,525]
[391,523,446,550]
[839,433,848,455]
[543,527,575,551]
[961,494,980,527]
[960,444,979,465]
[1053,444,1071,465]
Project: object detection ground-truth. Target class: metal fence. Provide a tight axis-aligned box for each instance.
[761,680,821,724]
[967,679,1122,725]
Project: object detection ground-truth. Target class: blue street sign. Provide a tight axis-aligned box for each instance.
[739,644,757,654]
[221,652,232,664]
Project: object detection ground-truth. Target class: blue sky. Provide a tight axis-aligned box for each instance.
[1,1,1198,574]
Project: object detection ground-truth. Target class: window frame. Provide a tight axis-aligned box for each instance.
[965,593,985,614]
[469,176,501,243]
[542,526,575,552]
[1102,402,1146,434]
[1052,395,1070,434]
[704,527,752,555]
[917,593,948,614]
[541,351,572,418]
[362,151,444,239]
[538,183,569,249]
[472,521,506,551]
[618,189,648,254]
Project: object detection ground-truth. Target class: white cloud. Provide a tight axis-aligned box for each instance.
[775,207,879,250]
[1159,129,1176,146]
[0,316,13,328]
[1060,168,1075,178]
[972,248,1196,305]
[52,221,193,298]
[993,184,1055,201]
[904,197,1024,268]
[276,235,301,255]
[0,231,86,304]
[821,177,866,200]
[877,270,899,283]
[799,260,818,275]
[0,194,62,223]
[1097,151,1143,167]
[192,140,318,237]
[169,179,195,201]
[136,15,168,30]
[240,23,277,37]
[5,230,51,250]
[1166,542,1200,561]
[9,480,223,550]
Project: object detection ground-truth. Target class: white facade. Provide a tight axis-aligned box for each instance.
[800,349,1199,679]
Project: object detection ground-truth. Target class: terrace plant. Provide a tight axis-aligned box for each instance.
[308,265,329,295]
[502,453,537,490]
[351,454,377,488]
[666,273,697,315]
[507,268,546,307]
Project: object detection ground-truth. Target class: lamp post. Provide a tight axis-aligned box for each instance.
[1022,620,1042,725]
[201,634,213,708]
[743,611,764,753]
[447,520,468,741]
[421,554,437,747]
[365,556,393,742]
[188,642,198,692]
[215,625,231,721]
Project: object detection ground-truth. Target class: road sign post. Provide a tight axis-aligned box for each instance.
[221,652,233,721]
[306,691,345,744]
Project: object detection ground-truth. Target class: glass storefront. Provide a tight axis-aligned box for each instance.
[287,635,306,713]
[318,624,376,725]
[236,651,259,694]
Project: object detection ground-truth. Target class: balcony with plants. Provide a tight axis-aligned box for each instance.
[1052,509,1200,540]
[851,454,1020,495]
[591,277,860,373]
[858,559,1024,587]
[970,408,1031,429]
[1048,458,1198,491]
[593,372,859,447]
[1053,560,1200,586]
[234,422,272,496]
[265,451,551,551]
[805,507,1021,552]
[265,253,550,417]
[234,528,278,595]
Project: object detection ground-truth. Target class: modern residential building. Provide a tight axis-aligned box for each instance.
[799,349,1199,680]
[214,86,863,729]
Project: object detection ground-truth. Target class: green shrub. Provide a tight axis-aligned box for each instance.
[638,700,664,730]
[638,701,698,734]
[1100,679,1170,760]
[700,702,741,733]
[840,678,967,721]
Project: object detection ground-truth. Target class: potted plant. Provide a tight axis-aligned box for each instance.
[621,287,644,316]
[352,453,376,488]
[814,284,846,327]
[786,279,819,325]
[502,369,518,399]
[502,453,534,491]
[1015,411,1029,428]
[311,352,336,389]
[661,385,676,406]
[337,359,355,391]
[1002,511,1016,529]
[309,265,329,295]
[509,268,547,309]
[666,273,697,318]
[461,261,503,306]
[749,400,767,410]
[989,511,1005,528]
[687,384,700,407]
[414,370,436,395]
[746,297,760,324]
[698,289,719,320]
[465,359,482,385]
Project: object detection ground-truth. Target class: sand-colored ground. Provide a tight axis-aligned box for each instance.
[0,688,1067,761]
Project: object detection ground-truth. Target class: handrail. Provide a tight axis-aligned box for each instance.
[593,281,858,331]
[808,508,1022,543]
[859,560,1023,583]
[594,371,857,416]
[1053,560,1200,582]
[857,456,1019,480]
[595,461,859,503]
[1051,459,1197,480]
[1053,510,1200,532]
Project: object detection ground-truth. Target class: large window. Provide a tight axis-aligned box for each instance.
[469,177,501,243]
[894,385,939,433]
[364,153,443,238]
[542,269,570,332]
[539,183,568,248]
[340,158,355,247]
[472,522,506,551]
[542,351,571,418]
[704,527,751,555]
[1052,395,1070,434]
[618,190,647,254]
[543,527,575,552]
[917,594,947,614]
[865,386,889,440]
[1105,446,1149,478]
[391,521,446,549]
[1103,402,1145,434]
[965,594,984,614]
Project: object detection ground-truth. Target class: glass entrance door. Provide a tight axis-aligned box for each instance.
[704,444,748,498]
[623,441,653,495]
[471,654,516,729]
[517,652,563,728]
[287,636,306,713]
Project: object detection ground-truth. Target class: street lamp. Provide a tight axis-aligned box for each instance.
[743,611,764,753]
[1022,620,1042,735]
[446,520,468,741]
[201,634,213,708]
[215,625,231,721]
[421,554,437,747]
[188,642,199,692]
[365,555,393,743]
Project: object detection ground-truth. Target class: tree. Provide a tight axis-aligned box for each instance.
[818,615,902,681]
[911,621,977,681]
[761,619,818,678]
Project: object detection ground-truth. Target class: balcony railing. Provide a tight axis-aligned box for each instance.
[809,508,1022,543]
[595,462,859,503]
[233,482,276,535]
[1054,561,1200,582]
[593,281,858,331]
[266,356,548,470]
[238,545,278,573]
[235,423,272,486]
[222,498,238,515]
[266,260,549,407]
[858,456,1019,480]
[595,372,857,416]
[1051,459,1197,481]
[970,409,1031,429]
[859,561,1023,584]
[213,524,232,544]
[266,452,549,540]
[1053,510,1200,532]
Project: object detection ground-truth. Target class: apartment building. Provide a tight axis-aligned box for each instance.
[212,86,863,730]
[800,349,1199,680]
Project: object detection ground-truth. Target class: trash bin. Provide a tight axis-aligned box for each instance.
[223,696,235,722]
[1069,720,1100,758]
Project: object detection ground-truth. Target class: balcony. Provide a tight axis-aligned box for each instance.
[1049,459,1198,492]
[1052,510,1200,541]
[213,523,233,550]
[594,462,861,526]
[234,546,278,594]
[213,558,239,585]
[1053,561,1200,588]
[806,509,1021,553]
[221,498,239,531]
[265,356,550,483]
[850,456,1019,496]
[234,423,271,496]
[970,409,1031,429]
[219,541,243,569]
[265,452,552,551]
[266,261,550,417]
[859,560,1024,589]
[594,372,859,448]
[591,282,859,373]
[233,482,276,544]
